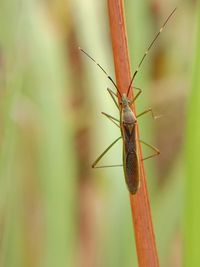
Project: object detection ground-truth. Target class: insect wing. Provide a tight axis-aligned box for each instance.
[124,150,140,194]
[122,123,140,194]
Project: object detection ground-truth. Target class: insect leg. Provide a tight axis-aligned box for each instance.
[139,140,160,161]
[101,112,120,128]
[137,108,160,120]
[107,86,143,107]
[107,88,120,110]
[129,87,142,105]
[92,136,122,168]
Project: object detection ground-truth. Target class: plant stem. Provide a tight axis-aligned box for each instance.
[107,1,160,266]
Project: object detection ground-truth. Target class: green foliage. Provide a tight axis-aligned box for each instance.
[0,0,194,266]
[0,1,75,267]
[185,4,200,266]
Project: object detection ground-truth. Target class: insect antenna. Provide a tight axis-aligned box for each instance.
[126,7,177,97]
[79,47,122,97]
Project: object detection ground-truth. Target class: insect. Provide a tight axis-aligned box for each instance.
[79,8,176,194]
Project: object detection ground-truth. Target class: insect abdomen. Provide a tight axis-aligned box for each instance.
[125,151,140,194]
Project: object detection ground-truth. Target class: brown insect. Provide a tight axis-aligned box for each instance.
[79,8,176,194]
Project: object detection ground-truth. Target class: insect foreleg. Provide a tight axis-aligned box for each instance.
[107,88,120,110]
[108,86,142,108]
[92,136,122,168]
[139,139,160,161]
[129,87,142,105]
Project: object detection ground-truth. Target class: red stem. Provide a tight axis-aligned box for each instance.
[107,1,160,266]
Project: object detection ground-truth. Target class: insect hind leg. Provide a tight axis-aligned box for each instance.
[92,136,122,168]
[139,139,160,161]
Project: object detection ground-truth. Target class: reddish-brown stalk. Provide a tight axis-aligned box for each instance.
[107,1,160,266]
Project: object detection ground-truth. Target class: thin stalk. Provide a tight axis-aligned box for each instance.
[107,1,160,266]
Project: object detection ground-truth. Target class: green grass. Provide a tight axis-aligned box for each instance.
[0,0,195,266]
[0,1,75,267]
[185,4,200,266]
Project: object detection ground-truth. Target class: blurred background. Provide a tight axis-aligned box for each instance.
[0,0,198,266]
